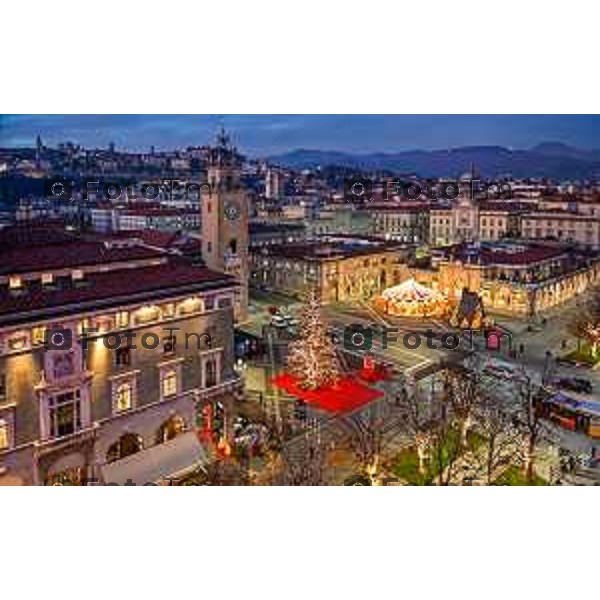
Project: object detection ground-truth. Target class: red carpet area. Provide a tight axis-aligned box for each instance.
[272,373,384,414]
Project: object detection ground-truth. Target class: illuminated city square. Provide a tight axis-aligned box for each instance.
[2,115,600,487]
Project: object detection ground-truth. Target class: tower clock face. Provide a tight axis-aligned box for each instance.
[224,201,241,222]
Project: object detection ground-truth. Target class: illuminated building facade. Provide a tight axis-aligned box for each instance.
[415,242,600,316]
[520,211,600,249]
[369,204,430,243]
[250,236,411,302]
[0,226,242,485]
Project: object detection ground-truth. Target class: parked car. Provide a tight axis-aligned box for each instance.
[270,315,288,328]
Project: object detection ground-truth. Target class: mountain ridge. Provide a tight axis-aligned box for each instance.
[267,143,600,179]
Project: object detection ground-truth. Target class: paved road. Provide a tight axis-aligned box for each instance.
[323,302,460,372]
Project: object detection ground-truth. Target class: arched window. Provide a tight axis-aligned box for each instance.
[133,305,161,325]
[161,370,178,398]
[0,419,8,450]
[106,433,143,464]
[115,383,132,412]
[229,238,237,255]
[156,415,186,444]
[205,359,217,388]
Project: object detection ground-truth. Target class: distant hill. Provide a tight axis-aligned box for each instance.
[267,143,600,179]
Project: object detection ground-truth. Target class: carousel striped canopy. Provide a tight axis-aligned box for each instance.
[381,278,443,304]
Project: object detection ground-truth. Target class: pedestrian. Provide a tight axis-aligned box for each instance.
[519,343,525,355]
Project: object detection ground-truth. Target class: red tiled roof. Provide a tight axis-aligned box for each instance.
[479,245,565,266]
[121,207,193,217]
[478,201,535,212]
[0,222,76,251]
[252,237,404,261]
[0,240,165,276]
[138,229,182,248]
[0,262,236,325]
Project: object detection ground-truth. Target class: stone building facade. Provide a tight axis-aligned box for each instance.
[0,229,242,485]
[415,243,600,316]
[250,236,411,303]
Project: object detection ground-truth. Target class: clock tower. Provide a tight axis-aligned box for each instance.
[201,129,249,321]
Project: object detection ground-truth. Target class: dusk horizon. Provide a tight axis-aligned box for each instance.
[3,115,600,156]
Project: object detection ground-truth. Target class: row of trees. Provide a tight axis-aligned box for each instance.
[395,359,552,485]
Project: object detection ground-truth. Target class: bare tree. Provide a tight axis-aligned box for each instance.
[391,373,462,485]
[568,287,600,356]
[394,382,436,476]
[468,395,522,485]
[512,371,552,483]
[444,362,485,449]
[425,363,489,485]
[276,419,330,485]
[278,441,328,485]
[428,400,462,486]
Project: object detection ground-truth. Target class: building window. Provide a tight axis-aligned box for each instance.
[8,332,28,352]
[134,305,160,324]
[9,276,22,290]
[48,390,81,439]
[163,334,176,355]
[0,419,9,450]
[205,358,218,388]
[42,273,54,286]
[177,297,201,315]
[78,318,91,336]
[115,346,131,367]
[115,311,129,328]
[218,296,232,309]
[156,415,186,444]
[207,241,212,253]
[0,374,6,401]
[106,433,143,464]
[32,326,46,346]
[115,383,132,412]
[161,370,178,398]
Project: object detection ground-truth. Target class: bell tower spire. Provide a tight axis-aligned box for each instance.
[201,130,249,322]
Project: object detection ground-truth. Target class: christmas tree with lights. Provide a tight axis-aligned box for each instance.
[287,289,341,390]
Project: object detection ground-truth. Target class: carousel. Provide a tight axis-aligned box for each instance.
[374,278,448,317]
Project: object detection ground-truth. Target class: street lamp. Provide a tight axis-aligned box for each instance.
[234,358,248,377]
